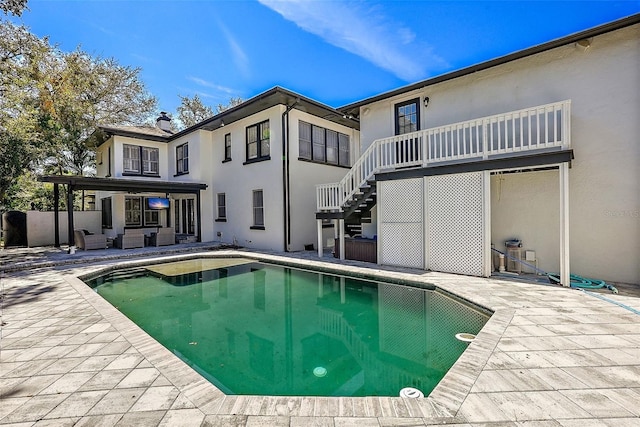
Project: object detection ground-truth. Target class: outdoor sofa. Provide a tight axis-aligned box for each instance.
[149,227,175,246]
[116,228,145,249]
[74,229,107,250]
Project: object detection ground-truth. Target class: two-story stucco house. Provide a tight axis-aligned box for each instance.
[46,87,359,252]
[316,14,639,286]
[41,15,638,287]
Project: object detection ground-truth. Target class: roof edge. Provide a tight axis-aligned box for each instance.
[339,13,640,113]
[96,126,171,143]
[170,86,359,139]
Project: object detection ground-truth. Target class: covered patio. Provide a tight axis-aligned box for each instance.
[38,176,208,248]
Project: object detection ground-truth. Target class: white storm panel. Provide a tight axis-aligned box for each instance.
[427,172,485,276]
[379,178,424,268]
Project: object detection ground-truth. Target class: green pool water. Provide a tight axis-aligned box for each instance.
[87,259,489,397]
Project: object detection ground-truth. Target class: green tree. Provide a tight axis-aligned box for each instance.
[37,49,157,176]
[175,94,244,131]
[216,96,243,113]
[1,0,28,16]
[0,20,157,208]
[176,94,214,129]
[0,20,50,207]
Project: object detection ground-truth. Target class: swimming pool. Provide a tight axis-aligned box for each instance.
[86,257,490,397]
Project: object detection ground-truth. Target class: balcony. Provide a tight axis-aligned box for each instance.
[317,100,571,211]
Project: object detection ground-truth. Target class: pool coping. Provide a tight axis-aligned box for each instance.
[65,250,508,420]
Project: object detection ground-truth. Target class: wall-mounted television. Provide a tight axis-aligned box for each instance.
[147,197,170,210]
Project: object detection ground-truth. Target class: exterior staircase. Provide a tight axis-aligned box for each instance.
[342,180,376,236]
[316,100,572,229]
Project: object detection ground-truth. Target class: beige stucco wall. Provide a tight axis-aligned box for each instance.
[26,210,101,246]
[359,24,639,284]
[491,170,560,274]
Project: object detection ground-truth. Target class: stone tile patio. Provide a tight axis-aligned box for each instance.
[1,247,639,426]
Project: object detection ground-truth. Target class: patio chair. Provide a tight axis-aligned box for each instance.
[116,228,145,249]
[149,227,175,246]
[74,229,107,250]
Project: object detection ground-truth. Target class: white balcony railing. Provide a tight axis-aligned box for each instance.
[317,100,571,211]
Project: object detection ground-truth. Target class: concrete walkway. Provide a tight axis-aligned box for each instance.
[1,247,639,426]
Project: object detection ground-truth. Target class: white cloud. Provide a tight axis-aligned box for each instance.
[216,22,250,78]
[187,76,236,94]
[258,0,444,81]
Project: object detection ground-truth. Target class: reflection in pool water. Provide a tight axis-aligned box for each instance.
[87,259,489,397]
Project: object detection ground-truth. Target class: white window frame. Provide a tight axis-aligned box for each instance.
[142,146,159,175]
[252,190,264,228]
[123,144,141,174]
[176,142,189,174]
[125,196,142,226]
[217,193,226,220]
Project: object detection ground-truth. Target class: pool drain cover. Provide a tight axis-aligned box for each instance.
[400,387,424,398]
[313,367,327,377]
[455,332,476,342]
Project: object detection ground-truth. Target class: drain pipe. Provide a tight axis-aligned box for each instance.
[282,99,299,252]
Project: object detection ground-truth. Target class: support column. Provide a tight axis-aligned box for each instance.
[67,186,75,246]
[339,219,345,260]
[559,163,570,287]
[54,184,60,248]
[196,191,202,242]
[317,219,323,258]
[483,171,492,277]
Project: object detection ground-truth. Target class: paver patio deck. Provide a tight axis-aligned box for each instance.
[1,245,639,426]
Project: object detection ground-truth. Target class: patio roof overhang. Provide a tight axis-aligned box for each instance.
[38,176,208,248]
[38,175,207,193]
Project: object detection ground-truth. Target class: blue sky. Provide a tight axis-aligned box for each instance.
[8,0,640,115]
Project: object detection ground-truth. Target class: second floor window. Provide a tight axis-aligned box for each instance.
[176,143,189,174]
[224,133,232,161]
[246,120,270,161]
[395,98,420,135]
[299,121,350,166]
[124,144,159,176]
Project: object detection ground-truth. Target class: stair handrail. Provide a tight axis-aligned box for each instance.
[317,99,571,211]
[316,133,384,211]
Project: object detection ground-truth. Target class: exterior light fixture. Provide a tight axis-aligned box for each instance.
[220,120,225,127]
[424,97,430,108]
[576,38,591,51]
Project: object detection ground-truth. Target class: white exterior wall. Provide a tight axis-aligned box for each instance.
[288,109,360,251]
[95,140,112,177]
[359,24,639,284]
[210,105,285,251]
[168,130,215,242]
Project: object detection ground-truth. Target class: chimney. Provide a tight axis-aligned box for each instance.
[156,112,173,133]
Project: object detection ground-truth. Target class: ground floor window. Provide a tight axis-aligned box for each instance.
[101,197,112,228]
[252,190,264,229]
[217,193,226,220]
[125,196,160,227]
[125,196,142,226]
[175,198,196,234]
[144,198,160,226]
